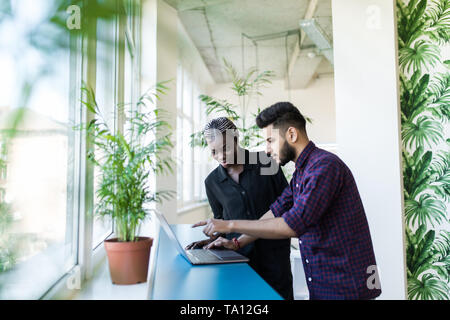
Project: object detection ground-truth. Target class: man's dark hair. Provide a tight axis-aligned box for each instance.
[256,102,306,133]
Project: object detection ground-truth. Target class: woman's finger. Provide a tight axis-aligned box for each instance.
[205,242,216,250]
[185,241,198,250]
[205,237,224,250]
[204,240,214,250]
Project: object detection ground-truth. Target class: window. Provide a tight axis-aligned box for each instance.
[0,0,143,298]
[0,140,7,182]
[176,65,210,208]
[123,0,139,131]
[0,0,78,299]
[92,11,117,250]
[92,0,140,249]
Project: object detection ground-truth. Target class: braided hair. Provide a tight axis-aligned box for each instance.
[203,117,238,141]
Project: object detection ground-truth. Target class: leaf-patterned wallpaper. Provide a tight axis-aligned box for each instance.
[397,0,450,300]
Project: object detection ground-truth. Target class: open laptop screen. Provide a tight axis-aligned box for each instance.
[155,212,193,262]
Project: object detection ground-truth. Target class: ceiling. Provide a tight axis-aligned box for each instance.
[164,0,334,88]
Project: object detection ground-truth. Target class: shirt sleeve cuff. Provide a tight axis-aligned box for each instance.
[281,210,307,238]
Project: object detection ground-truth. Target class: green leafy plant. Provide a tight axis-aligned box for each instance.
[402,147,432,200]
[399,71,432,122]
[402,147,450,202]
[77,83,174,242]
[189,59,276,150]
[399,39,441,73]
[433,230,450,281]
[399,70,449,124]
[397,0,429,48]
[406,225,450,299]
[402,115,443,149]
[190,59,312,150]
[408,273,450,299]
[428,72,450,121]
[397,0,450,73]
[428,150,450,201]
[405,193,447,228]
[406,225,438,279]
[0,202,15,274]
[0,139,17,290]
[424,0,450,44]
[397,0,450,299]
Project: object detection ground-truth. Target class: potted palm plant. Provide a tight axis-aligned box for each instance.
[78,83,174,285]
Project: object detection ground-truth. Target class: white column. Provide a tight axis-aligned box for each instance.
[156,0,178,224]
[331,0,407,299]
[142,0,178,223]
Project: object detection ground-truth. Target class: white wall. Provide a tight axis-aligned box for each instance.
[175,4,215,224]
[177,19,215,90]
[142,0,214,224]
[177,204,212,224]
[332,0,407,299]
[207,75,336,145]
[155,0,179,224]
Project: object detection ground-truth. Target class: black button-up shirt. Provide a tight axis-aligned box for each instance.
[204,150,293,300]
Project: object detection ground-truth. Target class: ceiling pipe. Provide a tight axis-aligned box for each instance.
[299,18,334,64]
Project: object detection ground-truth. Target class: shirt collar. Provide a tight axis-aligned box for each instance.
[294,141,316,170]
[218,165,228,182]
[217,149,256,182]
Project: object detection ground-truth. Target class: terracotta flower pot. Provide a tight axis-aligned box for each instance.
[104,237,153,285]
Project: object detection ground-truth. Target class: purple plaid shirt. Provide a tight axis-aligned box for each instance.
[270,141,381,300]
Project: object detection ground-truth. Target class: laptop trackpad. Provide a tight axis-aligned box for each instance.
[209,249,244,261]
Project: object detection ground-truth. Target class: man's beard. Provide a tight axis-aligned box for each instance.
[279,140,296,166]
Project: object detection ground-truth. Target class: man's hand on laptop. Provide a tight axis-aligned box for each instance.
[204,237,237,250]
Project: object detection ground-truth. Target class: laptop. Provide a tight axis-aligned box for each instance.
[155,212,249,265]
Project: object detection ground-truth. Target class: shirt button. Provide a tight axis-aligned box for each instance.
[296,184,299,188]
[308,277,312,282]
[299,240,302,245]
[306,259,309,264]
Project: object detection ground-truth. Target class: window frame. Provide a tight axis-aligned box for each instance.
[91,5,119,252]
[41,0,142,299]
[79,0,142,281]
[176,65,209,211]
[11,2,85,300]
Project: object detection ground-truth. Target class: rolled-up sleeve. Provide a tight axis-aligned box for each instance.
[270,183,294,217]
[281,160,342,237]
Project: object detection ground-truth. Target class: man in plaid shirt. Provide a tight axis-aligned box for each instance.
[195,102,381,300]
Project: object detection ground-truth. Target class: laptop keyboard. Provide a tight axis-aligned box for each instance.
[209,250,244,260]
[188,250,220,262]
[187,249,246,263]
